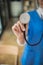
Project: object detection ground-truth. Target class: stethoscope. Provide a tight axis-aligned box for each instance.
[20,12,43,46]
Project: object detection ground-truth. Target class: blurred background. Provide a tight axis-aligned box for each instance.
[0,0,38,65]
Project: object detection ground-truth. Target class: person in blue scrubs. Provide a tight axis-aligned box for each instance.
[12,0,43,65]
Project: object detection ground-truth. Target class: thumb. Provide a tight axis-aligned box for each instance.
[25,24,28,35]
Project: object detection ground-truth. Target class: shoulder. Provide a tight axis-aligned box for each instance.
[27,10,37,20]
[27,10,37,26]
[27,10,36,15]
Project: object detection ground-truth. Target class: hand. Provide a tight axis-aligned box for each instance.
[12,21,28,44]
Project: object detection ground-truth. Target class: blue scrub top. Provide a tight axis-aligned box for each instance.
[20,10,43,65]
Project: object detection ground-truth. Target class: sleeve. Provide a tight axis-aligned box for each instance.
[17,38,26,46]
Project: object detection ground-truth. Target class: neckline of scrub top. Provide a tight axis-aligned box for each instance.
[35,10,43,22]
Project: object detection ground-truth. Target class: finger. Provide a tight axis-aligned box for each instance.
[16,23,22,33]
[12,24,19,32]
[12,25,19,37]
[17,21,25,31]
[26,24,28,32]
[13,29,19,37]
[25,24,28,35]
[12,24,19,34]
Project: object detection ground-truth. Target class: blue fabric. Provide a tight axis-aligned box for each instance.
[20,10,43,65]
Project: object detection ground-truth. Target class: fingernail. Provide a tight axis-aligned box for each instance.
[23,28,25,31]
